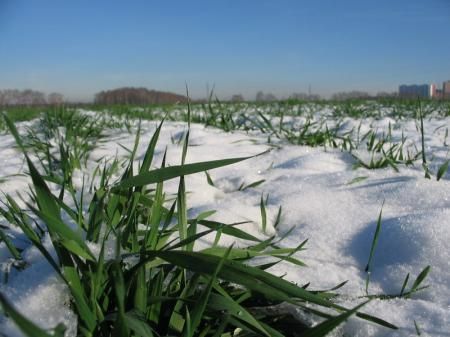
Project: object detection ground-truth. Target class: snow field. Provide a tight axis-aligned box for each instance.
[0,109,449,336]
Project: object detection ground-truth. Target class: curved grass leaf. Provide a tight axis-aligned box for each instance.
[437,159,449,181]
[302,300,370,337]
[0,293,61,337]
[365,204,384,294]
[30,208,95,261]
[184,246,232,337]
[124,310,155,337]
[197,220,259,242]
[409,265,431,296]
[207,291,269,336]
[260,193,267,234]
[113,153,266,191]
[132,250,336,309]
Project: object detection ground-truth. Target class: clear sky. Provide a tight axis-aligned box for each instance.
[1,0,449,101]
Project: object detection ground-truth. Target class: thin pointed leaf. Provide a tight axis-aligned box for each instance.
[113,153,266,190]
[0,293,57,337]
[302,300,370,337]
[437,160,449,181]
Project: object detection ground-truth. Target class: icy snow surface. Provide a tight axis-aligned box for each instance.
[1,112,450,336]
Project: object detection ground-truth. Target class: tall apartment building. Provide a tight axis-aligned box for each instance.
[430,84,437,98]
[399,84,430,98]
[443,81,450,99]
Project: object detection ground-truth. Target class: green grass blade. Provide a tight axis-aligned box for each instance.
[196,220,260,242]
[184,246,232,337]
[111,262,129,337]
[400,273,410,296]
[140,119,164,174]
[133,250,336,308]
[241,179,266,191]
[208,292,270,336]
[273,205,282,229]
[0,293,58,337]
[365,205,383,272]
[409,265,431,295]
[205,171,215,186]
[414,319,422,336]
[355,312,398,330]
[365,203,384,293]
[260,193,267,234]
[437,159,449,181]
[148,270,164,324]
[302,300,370,337]
[124,310,155,337]
[0,228,22,260]
[346,176,369,185]
[30,208,95,261]
[177,176,188,243]
[2,112,60,218]
[113,154,265,190]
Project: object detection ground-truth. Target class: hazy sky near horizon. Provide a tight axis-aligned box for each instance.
[1,0,449,101]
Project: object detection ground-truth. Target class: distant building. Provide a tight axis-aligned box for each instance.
[443,81,450,99]
[430,84,437,98]
[399,84,430,98]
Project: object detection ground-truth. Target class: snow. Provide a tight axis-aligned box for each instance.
[1,109,450,336]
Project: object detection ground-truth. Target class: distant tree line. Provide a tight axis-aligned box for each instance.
[331,91,371,100]
[255,91,278,102]
[253,91,322,102]
[331,91,398,101]
[94,87,187,105]
[229,90,399,102]
[0,89,64,106]
[289,92,321,101]
[0,87,403,107]
[231,94,244,102]
[374,91,398,99]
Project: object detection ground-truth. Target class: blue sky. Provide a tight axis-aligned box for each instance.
[1,0,449,101]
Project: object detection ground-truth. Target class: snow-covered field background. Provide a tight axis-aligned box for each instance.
[0,103,449,336]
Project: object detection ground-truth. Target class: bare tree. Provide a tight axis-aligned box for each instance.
[48,92,64,105]
[376,91,397,98]
[0,89,47,106]
[20,89,46,105]
[290,92,321,101]
[255,91,277,102]
[264,93,277,102]
[255,91,265,102]
[331,91,370,100]
[231,94,244,102]
[94,87,186,105]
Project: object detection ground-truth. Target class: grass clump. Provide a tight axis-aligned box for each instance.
[82,98,450,181]
[361,205,430,301]
[0,111,398,337]
[351,128,420,172]
[0,106,43,130]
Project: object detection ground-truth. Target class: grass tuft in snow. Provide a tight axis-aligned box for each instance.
[0,111,400,336]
